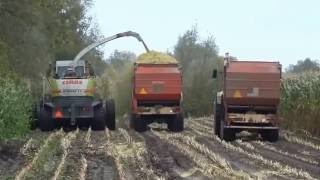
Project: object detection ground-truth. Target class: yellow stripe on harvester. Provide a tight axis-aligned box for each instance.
[139,88,148,94]
[233,90,242,98]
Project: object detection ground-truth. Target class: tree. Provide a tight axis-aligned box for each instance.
[286,58,320,73]
[0,0,106,96]
[174,27,222,116]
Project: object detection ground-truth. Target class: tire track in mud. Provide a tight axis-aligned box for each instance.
[187,119,315,179]
[252,140,319,165]
[108,125,164,180]
[150,128,250,179]
[244,140,320,178]
[85,129,118,180]
[119,118,210,179]
[0,130,49,179]
[142,130,211,180]
[193,117,320,164]
[55,129,86,180]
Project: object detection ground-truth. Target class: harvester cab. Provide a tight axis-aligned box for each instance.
[35,31,149,132]
[37,59,115,132]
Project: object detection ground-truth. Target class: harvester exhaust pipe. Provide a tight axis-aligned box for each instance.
[73,31,149,63]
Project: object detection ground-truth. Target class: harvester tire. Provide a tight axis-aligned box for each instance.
[106,99,116,130]
[133,116,147,132]
[92,107,106,131]
[261,129,279,142]
[39,108,55,131]
[168,113,184,132]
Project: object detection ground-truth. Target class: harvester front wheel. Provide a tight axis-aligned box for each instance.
[106,99,116,130]
[92,107,106,131]
[39,108,55,131]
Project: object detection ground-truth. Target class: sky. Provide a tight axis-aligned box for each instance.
[90,0,320,68]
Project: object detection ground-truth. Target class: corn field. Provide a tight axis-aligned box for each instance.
[1,117,319,179]
[281,71,320,136]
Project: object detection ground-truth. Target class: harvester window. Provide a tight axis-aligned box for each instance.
[57,66,84,79]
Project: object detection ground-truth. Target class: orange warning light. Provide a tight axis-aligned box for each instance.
[55,110,63,118]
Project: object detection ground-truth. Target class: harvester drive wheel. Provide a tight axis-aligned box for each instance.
[106,99,116,130]
[92,107,106,131]
[39,108,55,131]
[133,116,147,132]
[261,129,279,142]
[168,113,184,132]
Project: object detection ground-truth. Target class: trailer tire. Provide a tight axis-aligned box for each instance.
[129,114,135,129]
[39,108,55,131]
[223,128,236,141]
[219,120,235,141]
[261,129,279,142]
[92,107,106,131]
[168,113,184,132]
[214,103,222,136]
[133,116,147,132]
[106,99,116,130]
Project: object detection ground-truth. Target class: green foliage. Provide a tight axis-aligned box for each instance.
[0,73,33,140]
[0,0,105,97]
[0,0,104,139]
[174,27,222,116]
[97,51,135,115]
[281,72,320,136]
[286,58,319,73]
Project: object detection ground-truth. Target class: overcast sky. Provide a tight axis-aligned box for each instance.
[90,0,319,68]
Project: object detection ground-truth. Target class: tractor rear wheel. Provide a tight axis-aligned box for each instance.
[92,107,106,131]
[106,99,116,130]
[39,108,55,131]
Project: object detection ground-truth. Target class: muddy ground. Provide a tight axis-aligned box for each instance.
[0,117,319,180]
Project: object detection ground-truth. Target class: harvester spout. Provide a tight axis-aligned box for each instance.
[73,31,149,63]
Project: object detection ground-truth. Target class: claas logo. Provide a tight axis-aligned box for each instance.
[62,80,83,85]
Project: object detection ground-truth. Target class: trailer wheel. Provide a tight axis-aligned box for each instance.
[92,107,106,131]
[133,116,147,132]
[129,114,135,129]
[261,129,279,142]
[39,108,55,131]
[219,120,235,141]
[168,113,184,132]
[214,102,221,136]
[106,99,116,130]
